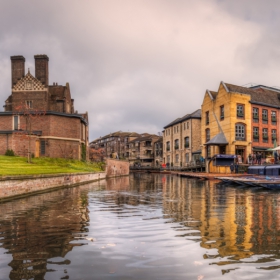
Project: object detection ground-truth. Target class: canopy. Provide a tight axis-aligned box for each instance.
[205,132,228,145]
[272,146,280,151]
[213,154,236,159]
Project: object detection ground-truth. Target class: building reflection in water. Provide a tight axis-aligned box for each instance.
[0,187,90,279]
[159,174,280,266]
[1,173,280,279]
[93,173,280,268]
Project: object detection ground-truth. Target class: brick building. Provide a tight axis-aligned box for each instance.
[128,134,161,166]
[90,131,140,159]
[0,55,88,160]
[163,109,201,167]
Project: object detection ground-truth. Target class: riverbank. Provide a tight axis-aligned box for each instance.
[0,155,104,176]
[0,158,129,201]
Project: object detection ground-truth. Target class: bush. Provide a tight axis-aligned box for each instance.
[5,149,15,156]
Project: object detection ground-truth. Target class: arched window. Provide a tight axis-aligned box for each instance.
[235,123,246,141]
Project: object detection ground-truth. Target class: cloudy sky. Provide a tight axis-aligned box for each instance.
[0,0,279,141]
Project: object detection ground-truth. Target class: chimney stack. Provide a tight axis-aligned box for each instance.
[10,55,25,87]
[34,54,49,86]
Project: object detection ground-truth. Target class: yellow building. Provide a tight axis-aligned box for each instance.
[201,82,252,172]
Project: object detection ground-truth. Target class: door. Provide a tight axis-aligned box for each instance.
[35,140,39,157]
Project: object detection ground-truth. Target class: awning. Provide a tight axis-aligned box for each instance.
[252,147,272,151]
[192,149,201,154]
[214,154,236,159]
[272,146,280,151]
[205,132,228,145]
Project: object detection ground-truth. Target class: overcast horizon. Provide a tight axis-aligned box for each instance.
[1,0,280,141]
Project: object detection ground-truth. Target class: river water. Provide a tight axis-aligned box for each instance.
[1,173,280,280]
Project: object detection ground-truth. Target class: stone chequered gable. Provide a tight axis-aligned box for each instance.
[12,71,46,91]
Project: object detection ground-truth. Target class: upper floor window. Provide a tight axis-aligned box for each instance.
[253,107,259,123]
[263,128,268,143]
[235,123,246,141]
[185,153,189,163]
[272,129,277,143]
[206,111,209,125]
[253,127,259,142]
[220,105,224,120]
[166,141,170,151]
[174,139,179,150]
[206,128,210,142]
[184,137,189,148]
[237,104,244,118]
[271,111,277,125]
[175,154,179,163]
[187,122,189,129]
[183,123,186,130]
[253,127,259,138]
[26,100,33,109]
[174,127,176,133]
[13,115,19,130]
[262,109,268,124]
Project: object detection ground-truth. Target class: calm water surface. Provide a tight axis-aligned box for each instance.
[1,173,280,280]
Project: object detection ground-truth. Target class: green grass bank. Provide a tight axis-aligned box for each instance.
[0,156,104,176]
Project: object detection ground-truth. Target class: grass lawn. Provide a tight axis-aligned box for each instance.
[0,156,104,176]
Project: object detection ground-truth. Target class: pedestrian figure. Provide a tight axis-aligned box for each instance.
[274,152,278,164]
[234,161,239,174]
[257,152,262,165]
[230,163,234,174]
[252,153,256,165]
[248,154,252,165]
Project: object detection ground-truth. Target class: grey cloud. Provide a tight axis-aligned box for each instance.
[0,0,278,140]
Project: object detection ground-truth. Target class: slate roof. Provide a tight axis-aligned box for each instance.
[205,132,228,145]
[128,134,159,143]
[163,109,201,129]
[225,83,280,107]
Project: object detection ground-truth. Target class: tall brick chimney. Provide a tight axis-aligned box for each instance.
[10,55,25,87]
[34,54,49,86]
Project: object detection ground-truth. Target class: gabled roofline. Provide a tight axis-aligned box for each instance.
[206,90,214,100]
[221,81,229,92]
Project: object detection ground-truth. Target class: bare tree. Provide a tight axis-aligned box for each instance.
[13,103,46,163]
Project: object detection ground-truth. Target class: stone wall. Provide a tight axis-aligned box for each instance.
[0,172,106,201]
[106,158,130,177]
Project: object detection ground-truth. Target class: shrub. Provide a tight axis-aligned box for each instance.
[5,149,15,156]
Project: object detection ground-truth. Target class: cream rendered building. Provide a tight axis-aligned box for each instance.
[163,109,201,167]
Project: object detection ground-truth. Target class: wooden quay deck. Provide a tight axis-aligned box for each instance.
[171,171,250,180]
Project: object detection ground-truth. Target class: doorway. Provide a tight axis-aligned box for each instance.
[235,147,245,163]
